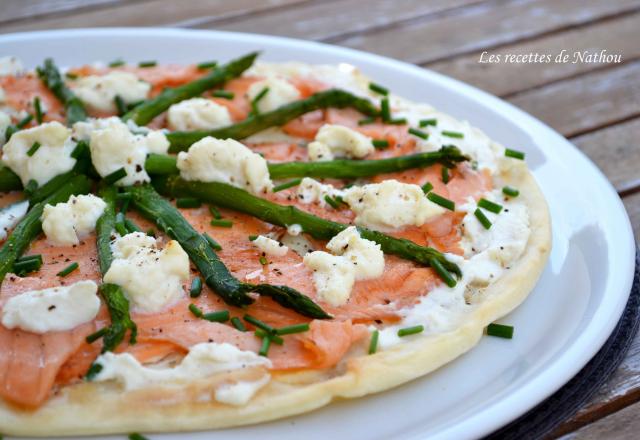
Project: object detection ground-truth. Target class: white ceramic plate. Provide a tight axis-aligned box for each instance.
[0,28,635,440]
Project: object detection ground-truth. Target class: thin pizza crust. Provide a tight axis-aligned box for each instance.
[0,164,551,436]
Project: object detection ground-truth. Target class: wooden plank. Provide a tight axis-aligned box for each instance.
[0,0,306,33]
[558,398,640,439]
[0,0,128,25]
[209,0,482,41]
[335,0,640,64]
[507,60,640,138]
[427,13,640,97]
[571,118,640,195]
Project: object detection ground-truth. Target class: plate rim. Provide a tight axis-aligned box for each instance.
[0,27,636,440]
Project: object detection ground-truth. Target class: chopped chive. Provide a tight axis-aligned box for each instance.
[259,255,268,265]
[324,195,341,209]
[34,96,44,124]
[502,186,520,197]
[358,116,376,125]
[211,89,234,99]
[210,219,233,228]
[487,323,514,339]
[421,181,433,194]
[13,254,43,276]
[124,218,141,233]
[478,198,503,214]
[26,141,41,157]
[119,193,131,213]
[189,277,202,297]
[369,82,389,96]
[372,139,389,149]
[419,118,437,127]
[474,208,492,230]
[71,140,88,159]
[231,316,247,332]
[103,167,127,185]
[258,335,272,356]
[248,235,258,241]
[138,60,157,68]
[176,197,201,208]
[397,325,424,337]
[128,433,149,440]
[273,178,302,193]
[23,179,38,196]
[275,323,310,335]
[504,148,525,160]
[255,329,284,345]
[57,262,79,277]
[16,254,42,263]
[16,113,33,128]
[203,310,230,323]
[86,327,108,344]
[65,72,78,80]
[4,124,17,141]
[109,59,125,68]
[408,127,428,140]
[388,117,407,125]
[251,87,270,115]
[441,130,464,139]
[243,314,275,334]
[441,166,450,184]
[203,232,222,251]
[188,303,203,318]
[114,95,127,116]
[380,97,390,121]
[197,60,218,69]
[368,329,379,354]
[114,212,128,236]
[209,205,222,219]
[427,192,455,211]
[429,256,456,287]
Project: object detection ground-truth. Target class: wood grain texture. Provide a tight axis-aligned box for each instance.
[559,398,640,439]
[507,60,640,138]
[0,0,307,33]
[335,0,640,64]
[210,0,482,41]
[428,12,640,97]
[0,0,129,25]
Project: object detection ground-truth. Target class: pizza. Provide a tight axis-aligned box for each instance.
[0,52,551,436]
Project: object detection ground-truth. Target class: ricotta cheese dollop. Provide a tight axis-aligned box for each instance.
[41,194,107,246]
[307,124,373,161]
[303,226,384,306]
[71,71,150,113]
[343,179,444,231]
[0,200,29,240]
[1,121,77,186]
[0,110,10,144]
[104,232,189,313]
[252,235,289,257]
[1,280,100,334]
[177,137,273,194]
[246,77,300,113]
[296,177,345,207]
[167,98,232,131]
[93,342,271,396]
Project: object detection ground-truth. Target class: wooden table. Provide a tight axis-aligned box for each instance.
[1,1,638,438]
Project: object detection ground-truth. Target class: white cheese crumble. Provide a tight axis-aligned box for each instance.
[1,121,77,186]
[296,177,345,207]
[343,180,444,231]
[280,232,315,256]
[176,137,272,194]
[303,226,384,306]
[167,98,232,131]
[1,280,100,334]
[215,374,271,406]
[286,224,302,236]
[246,77,300,113]
[74,117,169,186]
[71,71,150,113]
[41,194,107,246]
[0,200,28,240]
[0,56,25,76]
[93,342,271,392]
[104,232,189,313]
[0,111,10,144]
[252,235,288,257]
[308,124,373,161]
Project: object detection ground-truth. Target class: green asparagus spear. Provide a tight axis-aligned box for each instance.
[127,184,330,317]
[167,89,380,152]
[144,146,469,180]
[36,58,88,125]
[0,175,91,282]
[153,176,461,285]
[122,52,259,125]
